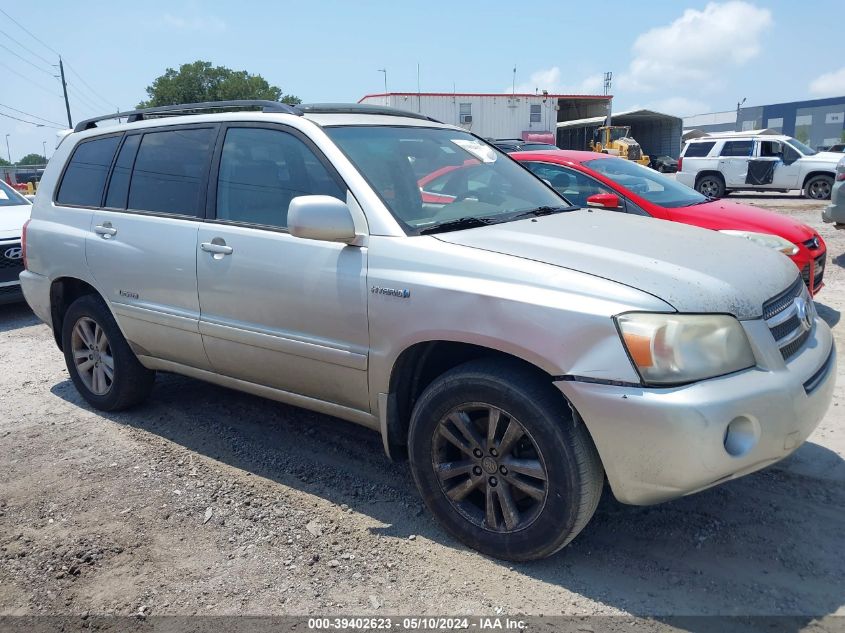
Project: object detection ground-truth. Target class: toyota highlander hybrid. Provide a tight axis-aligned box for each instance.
[19,101,836,561]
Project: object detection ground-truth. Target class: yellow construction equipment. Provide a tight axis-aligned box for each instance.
[590,126,650,165]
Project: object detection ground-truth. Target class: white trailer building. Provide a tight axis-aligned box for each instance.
[358,92,610,143]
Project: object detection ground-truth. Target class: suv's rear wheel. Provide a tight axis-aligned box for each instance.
[62,295,155,411]
[696,174,725,198]
[804,175,833,200]
[408,359,603,561]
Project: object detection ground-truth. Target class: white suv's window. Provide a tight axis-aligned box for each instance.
[683,141,715,157]
[719,140,753,157]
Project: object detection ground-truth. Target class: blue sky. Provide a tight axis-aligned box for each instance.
[2,0,844,160]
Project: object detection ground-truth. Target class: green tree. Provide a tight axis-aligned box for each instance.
[0,157,10,167]
[18,153,47,166]
[137,61,300,108]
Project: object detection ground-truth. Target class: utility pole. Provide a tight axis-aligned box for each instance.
[5,134,11,163]
[42,141,47,160]
[604,72,613,126]
[512,65,516,97]
[377,69,387,95]
[417,63,421,113]
[736,97,746,132]
[59,57,73,128]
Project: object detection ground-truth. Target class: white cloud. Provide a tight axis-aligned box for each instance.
[618,1,772,92]
[162,13,226,32]
[509,67,605,95]
[809,67,845,97]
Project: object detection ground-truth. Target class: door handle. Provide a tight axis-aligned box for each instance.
[94,224,117,239]
[200,241,233,256]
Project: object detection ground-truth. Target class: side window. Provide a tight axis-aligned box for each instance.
[682,141,715,158]
[216,127,344,229]
[720,140,753,157]
[104,134,141,209]
[128,127,214,216]
[56,135,121,206]
[525,162,614,208]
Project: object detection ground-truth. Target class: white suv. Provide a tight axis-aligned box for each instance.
[677,131,841,200]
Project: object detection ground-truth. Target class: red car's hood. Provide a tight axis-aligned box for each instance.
[666,200,815,243]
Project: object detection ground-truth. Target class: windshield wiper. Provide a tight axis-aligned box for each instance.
[508,205,575,220]
[418,216,500,235]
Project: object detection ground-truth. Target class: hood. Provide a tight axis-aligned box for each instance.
[814,151,844,163]
[666,200,815,244]
[0,203,31,241]
[435,209,798,319]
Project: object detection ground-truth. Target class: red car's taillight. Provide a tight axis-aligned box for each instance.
[677,157,683,172]
[21,219,30,270]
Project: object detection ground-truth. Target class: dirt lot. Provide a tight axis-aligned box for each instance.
[1,194,843,622]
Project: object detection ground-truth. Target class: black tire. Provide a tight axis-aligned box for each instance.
[804,175,834,200]
[695,174,725,198]
[61,294,155,411]
[408,358,603,561]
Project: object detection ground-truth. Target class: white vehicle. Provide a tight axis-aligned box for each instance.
[677,131,841,200]
[0,180,31,304]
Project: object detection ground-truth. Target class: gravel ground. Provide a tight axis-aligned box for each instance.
[0,193,843,621]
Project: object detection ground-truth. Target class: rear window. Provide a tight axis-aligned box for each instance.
[720,140,753,157]
[56,135,121,207]
[682,141,715,157]
[128,128,214,216]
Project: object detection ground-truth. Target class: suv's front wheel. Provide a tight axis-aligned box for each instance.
[408,359,603,561]
[62,295,155,411]
[695,174,725,198]
[804,174,833,200]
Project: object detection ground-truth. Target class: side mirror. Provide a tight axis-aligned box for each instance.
[586,193,621,209]
[288,195,358,244]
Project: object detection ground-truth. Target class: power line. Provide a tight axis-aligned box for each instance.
[64,62,118,111]
[0,28,54,67]
[0,42,55,76]
[0,103,65,127]
[0,8,60,57]
[66,83,106,115]
[0,111,63,129]
[0,60,63,98]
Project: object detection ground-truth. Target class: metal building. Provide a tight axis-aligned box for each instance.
[556,109,684,159]
[683,96,845,150]
[358,92,610,142]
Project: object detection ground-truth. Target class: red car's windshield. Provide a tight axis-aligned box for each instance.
[583,157,708,207]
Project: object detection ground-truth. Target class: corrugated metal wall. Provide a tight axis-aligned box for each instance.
[557,114,683,159]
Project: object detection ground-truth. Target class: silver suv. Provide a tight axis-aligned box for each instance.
[677,131,841,199]
[20,101,836,561]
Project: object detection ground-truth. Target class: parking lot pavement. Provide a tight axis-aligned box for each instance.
[0,193,843,621]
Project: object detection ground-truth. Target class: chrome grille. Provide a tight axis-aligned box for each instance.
[813,252,826,289]
[763,277,814,360]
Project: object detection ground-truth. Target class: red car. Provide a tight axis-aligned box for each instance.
[508,150,827,295]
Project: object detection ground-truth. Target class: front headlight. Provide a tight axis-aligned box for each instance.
[616,313,755,385]
[719,230,799,256]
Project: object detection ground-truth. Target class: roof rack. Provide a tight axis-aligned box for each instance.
[297,103,441,122]
[73,100,302,132]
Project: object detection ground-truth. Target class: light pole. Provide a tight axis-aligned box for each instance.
[736,97,746,131]
[4,134,10,164]
[377,68,387,95]
[42,141,47,160]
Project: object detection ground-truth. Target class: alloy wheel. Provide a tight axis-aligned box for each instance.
[699,178,719,198]
[431,404,548,534]
[808,180,831,199]
[70,316,114,396]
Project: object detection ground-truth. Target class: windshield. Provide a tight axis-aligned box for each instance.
[609,127,631,141]
[787,137,817,156]
[325,126,569,233]
[583,156,708,207]
[0,180,31,207]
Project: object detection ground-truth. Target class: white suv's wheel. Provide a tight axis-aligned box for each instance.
[804,175,833,200]
[695,175,725,198]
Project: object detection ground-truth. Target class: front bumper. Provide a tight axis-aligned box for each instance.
[557,317,836,505]
[0,281,23,305]
[822,183,845,225]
